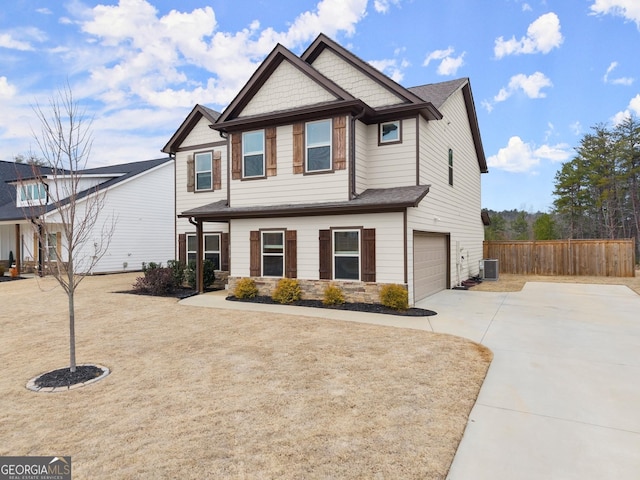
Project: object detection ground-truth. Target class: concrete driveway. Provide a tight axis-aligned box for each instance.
[417,282,640,480]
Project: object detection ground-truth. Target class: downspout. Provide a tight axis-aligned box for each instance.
[170,152,177,261]
[218,129,230,206]
[188,216,204,293]
[349,107,366,200]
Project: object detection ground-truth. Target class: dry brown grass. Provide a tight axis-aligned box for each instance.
[0,273,491,479]
[471,269,640,295]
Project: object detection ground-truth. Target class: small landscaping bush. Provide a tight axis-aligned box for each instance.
[379,284,409,311]
[323,283,345,306]
[186,259,216,289]
[133,267,175,296]
[142,261,161,273]
[167,260,186,287]
[234,278,258,299]
[272,278,302,304]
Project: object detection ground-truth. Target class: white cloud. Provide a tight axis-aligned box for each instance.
[492,72,553,105]
[590,0,640,28]
[522,3,533,12]
[612,94,640,124]
[369,58,406,82]
[373,0,400,14]
[494,12,563,58]
[0,76,17,98]
[603,61,634,85]
[0,33,34,51]
[570,121,582,135]
[423,47,465,76]
[488,136,571,173]
[36,8,52,15]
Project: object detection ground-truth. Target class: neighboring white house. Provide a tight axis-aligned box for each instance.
[0,158,175,275]
[163,34,488,305]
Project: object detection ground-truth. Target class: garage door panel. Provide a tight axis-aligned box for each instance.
[414,233,447,302]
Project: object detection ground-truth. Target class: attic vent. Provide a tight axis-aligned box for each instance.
[481,259,499,281]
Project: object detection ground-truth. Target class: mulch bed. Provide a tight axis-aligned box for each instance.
[0,275,25,282]
[116,287,200,299]
[35,365,104,388]
[226,295,437,317]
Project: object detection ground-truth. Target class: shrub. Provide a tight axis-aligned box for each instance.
[186,259,216,289]
[133,267,175,296]
[142,261,161,274]
[323,283,345,306]
[234,278,258,299]
[167,260,186,287]
[379,284,408,311]
[272,278,302,304]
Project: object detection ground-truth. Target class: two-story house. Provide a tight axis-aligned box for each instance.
[163,34,488,305]
[0,158,174,275]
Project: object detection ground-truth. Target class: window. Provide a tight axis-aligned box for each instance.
[262,231,284,277]
[187,233,221,269]
[333,230,360,280]
[46,233,58,261]
[306,120,332,172]
[20,183,47,202]
[448,148,453,186]
[195,152,212,191]
[243,130,265,178]
[379,120,401,144]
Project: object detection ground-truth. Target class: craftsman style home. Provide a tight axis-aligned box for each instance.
[163,34,488,305]
[0,158,174,275]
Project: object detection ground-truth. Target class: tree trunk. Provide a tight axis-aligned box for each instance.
[69,287,76,372]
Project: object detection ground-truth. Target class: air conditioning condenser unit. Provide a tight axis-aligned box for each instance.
[481,259,499,281]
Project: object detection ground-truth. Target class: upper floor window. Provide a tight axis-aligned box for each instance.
[306,120,332,172]
[379,120,401,145]
[448,148,454,186]
[333,229,360,280]
[195,152,212,191]
[262,231,284,277]
[243,130,265,178]
[20,183,47,202]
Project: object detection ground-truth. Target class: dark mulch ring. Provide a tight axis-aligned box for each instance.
[0,275,25,282]
[35,365,105,388]
[226,295,437,317]
[115,287,201,299]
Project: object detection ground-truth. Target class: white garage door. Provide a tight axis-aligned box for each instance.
[413,232,448,302]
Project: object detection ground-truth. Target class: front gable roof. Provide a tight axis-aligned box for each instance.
[162,104,221,154]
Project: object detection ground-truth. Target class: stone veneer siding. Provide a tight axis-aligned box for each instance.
[227,276,407,305]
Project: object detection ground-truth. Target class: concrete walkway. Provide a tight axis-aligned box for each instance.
[181,283,640,479]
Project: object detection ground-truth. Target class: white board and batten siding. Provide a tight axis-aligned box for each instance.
[310,49,405,108]
[44,160,175,274]
[231,212,405,284]
[239,61,337,117]
[230,123,350,208]
[407,88,484,303]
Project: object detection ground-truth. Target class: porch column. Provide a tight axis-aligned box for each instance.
[13,224,20,274]
[196,220,204,293]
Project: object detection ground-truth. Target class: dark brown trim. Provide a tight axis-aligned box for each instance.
[415,116,420,186]
[461,82,488,173]
[173,140,226,153]
[162,104,220,153]
[377,119,403,146]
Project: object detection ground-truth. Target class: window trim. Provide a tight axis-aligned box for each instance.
[333,228,361,281]
[186,232,221,270]
[378,120,402,145]
[242,130,266,179]
[261,229,285,277]
[194,151,213,191]
[46,233,58,262]
[305,119,333,173]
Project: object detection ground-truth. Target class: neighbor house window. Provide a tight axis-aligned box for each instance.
[379,120,401,144]
[333,230,360,280]
[46,233,58,261]
[448,148,453,186]
[262,231,284,277]
[306,120,332,172]
[195,152,212,191]
[187,233,221,269]
[20,183,47,202]
[243,130,265,178]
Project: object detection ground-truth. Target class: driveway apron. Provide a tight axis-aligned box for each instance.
[419,282,640,480]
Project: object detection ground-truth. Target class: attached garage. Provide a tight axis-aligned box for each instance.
[413,232,449,302]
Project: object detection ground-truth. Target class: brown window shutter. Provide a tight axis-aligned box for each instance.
[319,229,331,280]
[361,228,376,282]
[293,122,304,174]
[56,232,62,258]
[178,233,186,264]
[249,230,260,276]
[333,116,347,170]
[232,133,242,180]
[266,127,277,177]
[285,230,297,278]
[221,233,229,271]
[33,233,39,262]
[186,154,195,192]
[213,151,222,190]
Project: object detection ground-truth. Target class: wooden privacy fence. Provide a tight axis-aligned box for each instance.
[483,239,636,277]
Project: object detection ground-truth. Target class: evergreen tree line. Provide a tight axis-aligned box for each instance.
[485,116,640,256]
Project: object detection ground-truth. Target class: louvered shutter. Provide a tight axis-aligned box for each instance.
[249,230,260,276]
[285,230,297,278]
[361,228,376,282]
[293,123,304,174]
[221,233,229,271]
[319,229,331,280]
[266,127,277,177]
[178,234,186,264]
[213,151,222,190]
[232,133,242,180]
[186,155,195,192]
[333,116,347,170]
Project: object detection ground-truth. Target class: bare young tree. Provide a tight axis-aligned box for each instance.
[21,84,115,373]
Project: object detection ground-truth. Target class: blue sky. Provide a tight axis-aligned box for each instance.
[1,0,639,212]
